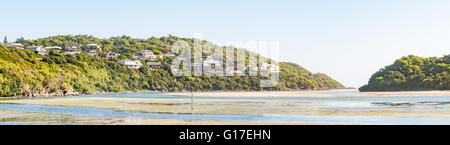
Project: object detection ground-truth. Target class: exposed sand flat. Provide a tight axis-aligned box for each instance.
[166,91,336,97]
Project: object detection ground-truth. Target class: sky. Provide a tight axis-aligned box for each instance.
[1,0,450,87]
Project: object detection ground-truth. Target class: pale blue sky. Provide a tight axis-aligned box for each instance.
[1,0,450,87]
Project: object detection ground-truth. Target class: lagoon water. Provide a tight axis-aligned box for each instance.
[1,89,450,125]
[53,91,450,102]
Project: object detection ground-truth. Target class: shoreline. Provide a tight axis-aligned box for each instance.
[2,88,449,100]
[0,88,353,100]
[0,90,158,100]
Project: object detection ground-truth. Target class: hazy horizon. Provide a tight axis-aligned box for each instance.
[2,0,450,88]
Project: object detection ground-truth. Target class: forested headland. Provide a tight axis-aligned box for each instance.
[360,55,450,92]
[0,35,344,97]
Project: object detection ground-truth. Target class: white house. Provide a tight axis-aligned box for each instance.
[119,59,142,69]
[260,63,280,73]
[27,46,47,55]
[65,51,82,56]
[138,50,157,60]
[44,46,62,50]
[5,43,24,49]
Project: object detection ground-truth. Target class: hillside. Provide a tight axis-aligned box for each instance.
[360,55,450,92]
[0,35,344,97]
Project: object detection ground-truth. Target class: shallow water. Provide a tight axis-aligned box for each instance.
[24,90,450,102]
[0,121,56,125]
[2,89,450,125]
[1,104,450,125]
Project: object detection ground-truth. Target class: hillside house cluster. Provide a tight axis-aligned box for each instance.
[120,49,175,70]
[2,42,175,71]
[178,55,279,76]
[134,50,175,60]
[23,43,103,56]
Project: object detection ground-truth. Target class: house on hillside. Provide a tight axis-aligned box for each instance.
[138,50,158,60]
[65,51,82,56]
[119,59,142,69]
[36,49,47,56]
[28,46,47,56]
[85,44,102,52]
[147,62,162,70]
[5,43,24,49]
[44,46,62,50]
[65,44,81,51]
[260,63,280,73]
[106,51,120,58]
[26,46,44,51]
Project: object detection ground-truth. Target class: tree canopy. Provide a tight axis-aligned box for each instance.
[360,55,450,91]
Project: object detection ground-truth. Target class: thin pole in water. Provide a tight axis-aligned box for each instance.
[191,89,193,111]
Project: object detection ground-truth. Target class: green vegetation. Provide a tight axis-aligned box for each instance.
[360,55,450,92]
[278,62,344,90]
[0,35,344,97]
